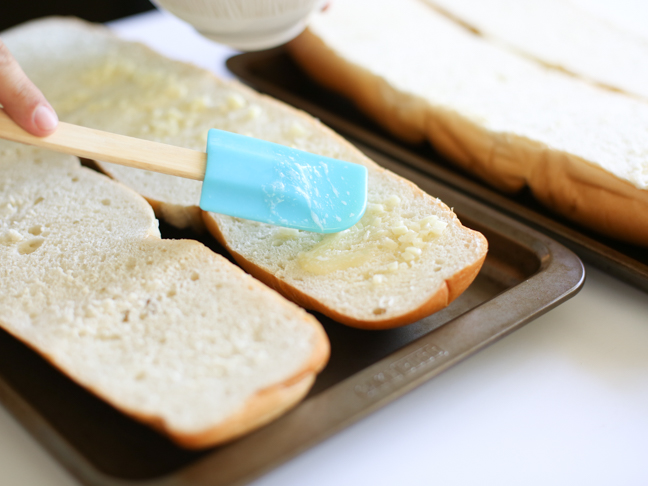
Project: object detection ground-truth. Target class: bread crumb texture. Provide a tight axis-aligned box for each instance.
[0,141,327,447]
[2,18,487,327]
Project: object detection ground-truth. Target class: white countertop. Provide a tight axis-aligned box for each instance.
[1,6,648,486]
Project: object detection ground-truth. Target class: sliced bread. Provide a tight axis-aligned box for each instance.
[287,0,648,246]
[4,17,487,329]
[0,139,328,449]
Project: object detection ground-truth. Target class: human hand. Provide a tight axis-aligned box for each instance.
[0,38,58,136]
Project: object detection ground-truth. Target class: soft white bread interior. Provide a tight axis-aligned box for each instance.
[0,140,328,449]
[206,173,487,329]
[4,17,487,329]
[422,0,648,100]
[288,0,648,246]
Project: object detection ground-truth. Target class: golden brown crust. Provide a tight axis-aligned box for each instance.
[134,371,318,449]
[204,212,487,330]
[288,29,648,247]
[526,147,648,246]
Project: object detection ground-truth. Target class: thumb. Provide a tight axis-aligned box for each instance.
[0,38,58,136]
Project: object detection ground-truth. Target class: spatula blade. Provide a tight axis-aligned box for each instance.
[200,129,368,233]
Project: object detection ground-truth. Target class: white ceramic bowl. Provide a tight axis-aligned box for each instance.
[151,0,326,50]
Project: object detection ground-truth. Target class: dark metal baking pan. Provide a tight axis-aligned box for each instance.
[225,47,648,293]
[0,141,583,486]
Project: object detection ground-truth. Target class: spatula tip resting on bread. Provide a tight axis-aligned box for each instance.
[3,16,488,330]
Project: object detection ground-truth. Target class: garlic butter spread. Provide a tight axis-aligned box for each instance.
[51,58,274,150]
[296,195,447,279]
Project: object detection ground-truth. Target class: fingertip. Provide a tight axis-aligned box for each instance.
[32,104,58,136]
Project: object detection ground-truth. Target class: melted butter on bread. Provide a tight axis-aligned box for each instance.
[296,196,447,277]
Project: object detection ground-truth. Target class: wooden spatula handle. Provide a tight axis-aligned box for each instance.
[0,108,207,181]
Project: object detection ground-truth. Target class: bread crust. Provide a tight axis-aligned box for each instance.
[164,372,317,449]
[527,148,648,245]
[0,316,327,449]
[288,29,648,246]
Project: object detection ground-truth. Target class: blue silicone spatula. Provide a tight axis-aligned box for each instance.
[0,109,368,233]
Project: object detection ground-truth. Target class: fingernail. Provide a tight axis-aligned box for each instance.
[33,105,58,132]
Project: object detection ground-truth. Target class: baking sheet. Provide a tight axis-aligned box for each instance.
[0,142,583,485]
[225,47,648,293]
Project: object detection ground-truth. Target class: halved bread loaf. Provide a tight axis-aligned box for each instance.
[0,140,328,449]
[206,175,486,329]
[4,17,487,329]
[287,0,648,246]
